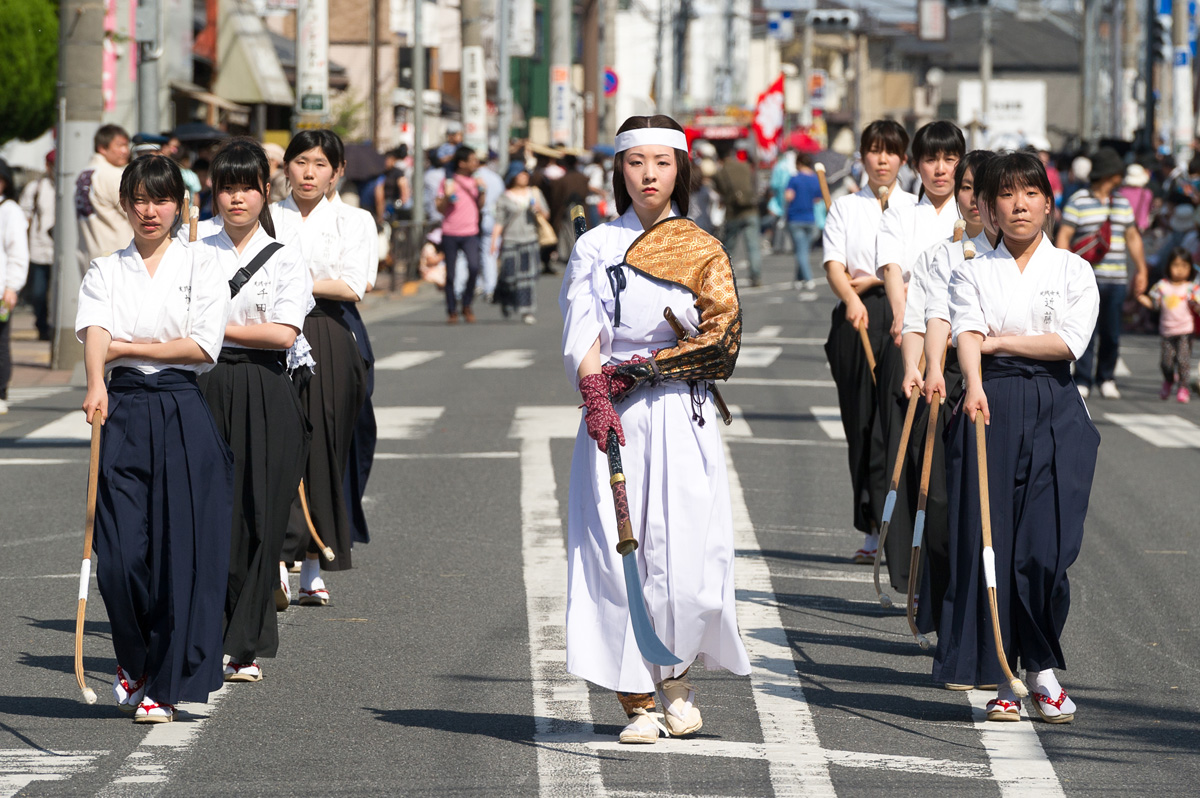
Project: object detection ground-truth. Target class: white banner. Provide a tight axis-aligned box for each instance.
[296,0,329,118]
[956,79,1046,149]
[462,45,488,152]
[389,0,439,44]
[511,0,536,58]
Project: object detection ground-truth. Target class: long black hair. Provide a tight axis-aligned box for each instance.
[612,115,691,217]
[0,159,14,203]
[118,155,185,231]
[283,129,345,171]
[210,137,277,238]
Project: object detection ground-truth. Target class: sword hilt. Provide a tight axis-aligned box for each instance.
[606,429,638,555]
[662,307,734,426]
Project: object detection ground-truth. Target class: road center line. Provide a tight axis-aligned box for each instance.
[966,690,1065,797]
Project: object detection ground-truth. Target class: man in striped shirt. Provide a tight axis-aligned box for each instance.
[1056,148,1148,399]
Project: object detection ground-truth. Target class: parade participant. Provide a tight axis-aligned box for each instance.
[560,114,750,744]
[0,159,30,415]
[194,139,311,681]
[1136,247,1200,402]
[76,155,233,721]
[272,130,368,605]
[911,150,998,645]
[871,121,965,593]
[821,119,917,563]
[324,159,378,547]
[936,151,1099,723]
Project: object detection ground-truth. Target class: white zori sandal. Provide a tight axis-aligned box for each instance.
[113,666,146,714]
[133,698,176,723]
[1027,671,1076,724]
[619,708,670,744]
[658,673,703,736]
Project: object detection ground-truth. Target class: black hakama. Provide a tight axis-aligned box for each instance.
[283,300,367,571]
[199,349,310,662]
[340,301,376,545]
[94,368,233,705]
[870,331,921,591]
[915,350,962,634]
[824,285,892,532]
[932,357,1099,686]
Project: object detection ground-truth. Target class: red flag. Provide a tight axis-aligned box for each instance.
[753,74,786,151]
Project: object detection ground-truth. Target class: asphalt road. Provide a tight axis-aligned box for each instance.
[0,248,1196,797]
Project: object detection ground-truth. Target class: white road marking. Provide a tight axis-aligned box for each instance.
[374,350,443,370]
[0,458,79,465]
[743,337,825,345]
[0,574,78,580]
[0,531,78,548]
[729,437,846,448]
[723,405,754,438]
[752,325,783,338]
[738,346,784,368]
[967,690,1066,797]
[20,411,90,442]
[725,442,837,795]
[735,377,836,388]
[811,406,847,440]
[373,406,445,440]
[0,750,107,798]
[464,349,536,369]
[511,407,606,798]
[96,683,233,797]
[375,451,519,460]
[1105,413,1200,448]
[1114,357,1131,378]
[4,386,72,405]
[768,565,875,583]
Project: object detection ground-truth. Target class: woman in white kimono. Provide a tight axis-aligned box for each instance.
[560,115,750,744]
[271,130,369,605]
[936,152,1100,723]
[77,155,233,722]
[194,139,311,682]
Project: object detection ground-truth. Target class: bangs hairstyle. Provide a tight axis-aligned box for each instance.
[912,121,966,163]
[118,155,185,229]
[955,149,995,194]
[211,137,277,238]
[283,129,345,171]
[612,115,691,217]
[1165,246,1196,279]
[860,119,908,158]
[975,151,1054,238]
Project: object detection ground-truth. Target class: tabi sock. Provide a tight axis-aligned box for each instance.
[300,558,323,591]
[862,531,879,552]
[1031,669,1076,712]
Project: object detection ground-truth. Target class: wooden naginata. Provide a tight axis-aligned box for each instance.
[872,365,922,608]
[73,411,103,704]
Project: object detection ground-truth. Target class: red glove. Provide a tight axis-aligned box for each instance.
[602,354,651,399]
[579,372,625,452]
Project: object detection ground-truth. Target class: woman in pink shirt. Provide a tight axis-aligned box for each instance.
[1138,246,1200,402]
[435,147,486,323]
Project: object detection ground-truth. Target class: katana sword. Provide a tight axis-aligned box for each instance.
[606,429,682,666]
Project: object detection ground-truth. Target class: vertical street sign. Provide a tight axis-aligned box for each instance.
[295,0,330,129]
[550,65,572,145]
[462,45,487,152]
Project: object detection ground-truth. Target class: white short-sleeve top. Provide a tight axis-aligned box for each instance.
[270,195,368,300]
[193,224,312,347]
[920,231,995,329]
[75,239,230,374]
[949,235,1099,360]
[821,185,917,281]
[329,193,379,289]
[875,194,962,281]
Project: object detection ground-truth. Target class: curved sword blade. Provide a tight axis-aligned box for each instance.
[623,553,683,666]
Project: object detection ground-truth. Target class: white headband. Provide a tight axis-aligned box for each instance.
[614,128,688,154]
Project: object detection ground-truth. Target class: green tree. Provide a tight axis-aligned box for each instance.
[0,0,58,145]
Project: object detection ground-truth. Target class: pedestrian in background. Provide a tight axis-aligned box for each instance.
[1057,147,1149,399]
[0,159,30,415]
[435,146,486,323]
[712,143,763,286]
[475,150,506,301]
[19,150,55,341]
[490,165,547,324]
[263,143,289,203]
[1137,246,1200,402]
[77,155,233,722]
[76,124,133,268]
[784,152,821,291]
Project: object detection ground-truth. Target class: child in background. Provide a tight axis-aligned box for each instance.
[1138,246,1200,402]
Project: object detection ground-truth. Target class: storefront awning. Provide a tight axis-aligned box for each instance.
[211,0,294,107]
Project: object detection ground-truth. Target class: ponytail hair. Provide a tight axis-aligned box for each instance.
[211,137,277,238]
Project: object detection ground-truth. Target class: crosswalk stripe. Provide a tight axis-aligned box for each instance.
[811,406,846,440]
[737,346,783,368]
[22,412,90,442]
[464,349,536,369]
[5,386,72,404]
[0,750,107,797]
[374,406,445,439]
[375,350,443,370]
[1106,413,1200,448]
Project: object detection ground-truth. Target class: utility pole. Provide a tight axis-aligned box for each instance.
[549,0,572,145]
[369,0,379,144]
[602,0,616,142]
[135,0,161,136]
[52,0,105,372]
[1172,0,1192,162]
[461,0,487,152]
[413,0,426,235]
[979,1,992,149]
[1081,0,1100,144]
[1122,0,1140,140]
[583,0,599,147]
[801,21,814,128]
[673,0,691,113]
[497,0,512,173]
[1145,0,1158,151]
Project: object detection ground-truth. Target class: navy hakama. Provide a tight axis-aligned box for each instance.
[199,349,309,661]
[283,300,367,571]
[932,357,1099,686]
[95,368,234,705]
[824,285,892,532]
[340,300,376,545]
